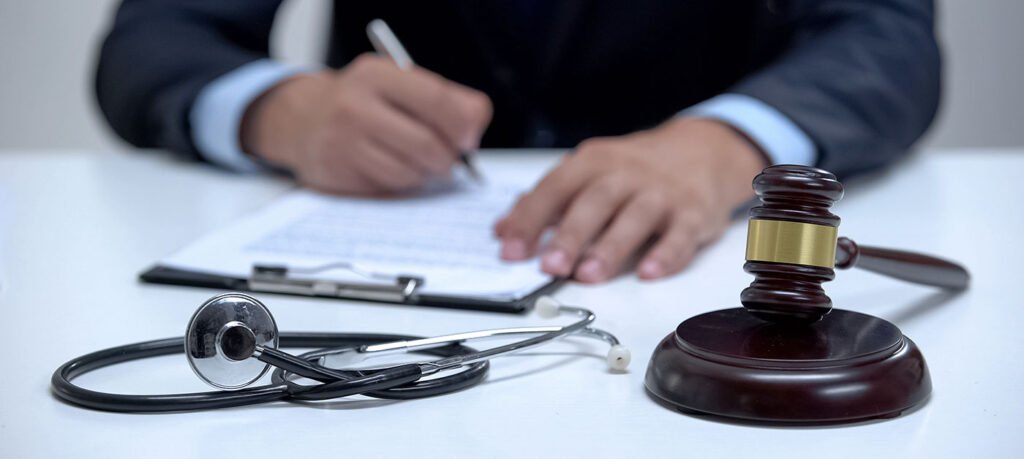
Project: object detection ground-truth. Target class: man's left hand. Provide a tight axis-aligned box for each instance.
[494,117,768,283]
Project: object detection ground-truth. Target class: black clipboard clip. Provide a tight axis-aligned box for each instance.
[249,262,424,303]
[140,261,561,314]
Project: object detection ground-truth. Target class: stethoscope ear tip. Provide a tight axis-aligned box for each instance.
[535,296,629,371]
[607,344,631,371]
[534,295,562,318]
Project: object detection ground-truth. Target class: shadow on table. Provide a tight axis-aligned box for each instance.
[644,389,932,430]
[263,291,963,413]
[642,289,963,428]
[887,290,965,326]
[274,340,616,411]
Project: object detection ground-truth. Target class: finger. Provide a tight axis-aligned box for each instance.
[360,100,457,176]
[574,191,671,283]
[636,214,702,281]
[350,138,426,192]
[297,130,382,195]
[494,214,511,238]
[540,176,635,276]
[369,62,492,151]
[301,158,378,196]
[494,153,585,238]
[497,158,595,260]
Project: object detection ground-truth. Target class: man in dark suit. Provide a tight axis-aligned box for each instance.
[96,1,941,284]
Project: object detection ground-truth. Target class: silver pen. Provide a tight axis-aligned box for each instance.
[366,18,485,183]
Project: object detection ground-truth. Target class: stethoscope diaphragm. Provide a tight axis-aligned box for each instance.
[184,293,279,389]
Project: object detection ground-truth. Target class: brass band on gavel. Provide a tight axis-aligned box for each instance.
[745,219,839,269]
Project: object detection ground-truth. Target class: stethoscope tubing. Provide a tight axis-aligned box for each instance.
[51,333,488,413]
[51,300,618,413]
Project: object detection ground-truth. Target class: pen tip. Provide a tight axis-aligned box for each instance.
[459,152,485,184]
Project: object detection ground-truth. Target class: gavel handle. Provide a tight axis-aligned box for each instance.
[835,237,970,290]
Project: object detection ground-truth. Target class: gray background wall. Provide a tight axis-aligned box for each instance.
[0,0,1020,151]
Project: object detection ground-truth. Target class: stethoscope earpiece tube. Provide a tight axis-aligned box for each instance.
[257,346,343,383]
[274,342,490,400]
[287,364,423,401]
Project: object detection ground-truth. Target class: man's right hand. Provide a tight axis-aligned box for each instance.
[240,54,493,195]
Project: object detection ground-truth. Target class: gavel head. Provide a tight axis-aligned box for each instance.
[741,165,844,324]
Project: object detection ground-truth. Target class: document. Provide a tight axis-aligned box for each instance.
[159,160,556,301]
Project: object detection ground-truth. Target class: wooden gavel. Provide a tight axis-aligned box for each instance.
[834,237,969,289]
[646,165,946,423]
[741,165,970,324]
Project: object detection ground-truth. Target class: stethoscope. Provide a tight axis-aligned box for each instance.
[51,292,629,412]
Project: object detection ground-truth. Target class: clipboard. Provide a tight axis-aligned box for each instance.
[141,176,567,315]
[139,263,565,314]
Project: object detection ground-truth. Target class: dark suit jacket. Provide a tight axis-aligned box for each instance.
[96,0,941,178]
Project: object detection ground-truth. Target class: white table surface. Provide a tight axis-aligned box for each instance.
[0,149,1021,458]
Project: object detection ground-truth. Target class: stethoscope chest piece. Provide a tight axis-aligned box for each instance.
[185,293,280,389]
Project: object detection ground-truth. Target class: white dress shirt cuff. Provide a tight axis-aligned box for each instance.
[683,93,817,166]
[190,59,308,173]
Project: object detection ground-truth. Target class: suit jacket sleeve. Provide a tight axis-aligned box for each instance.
[95,0,283,159]
[732,0,941,178]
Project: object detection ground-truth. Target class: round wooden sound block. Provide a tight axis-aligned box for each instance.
[644,308,931,424]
